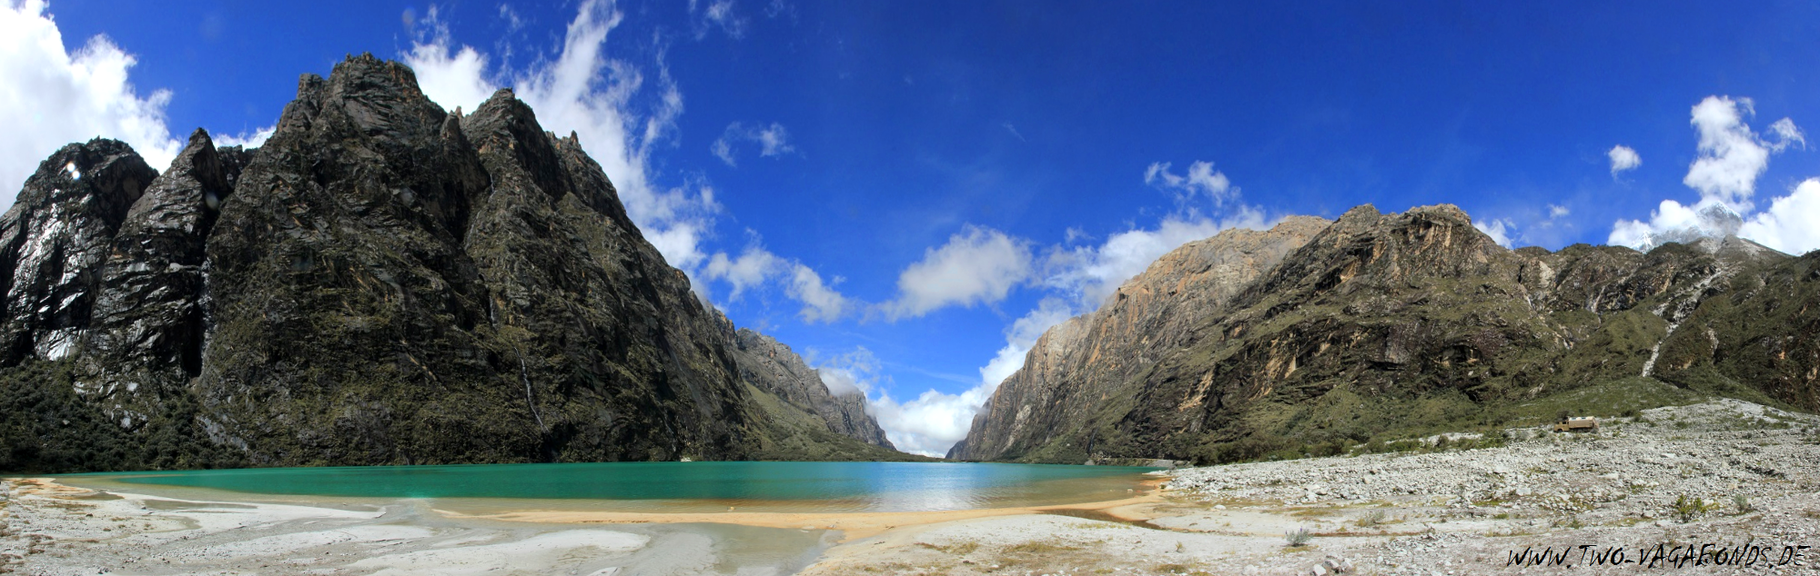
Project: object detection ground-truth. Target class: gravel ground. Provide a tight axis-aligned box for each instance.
[807,399,1820,575]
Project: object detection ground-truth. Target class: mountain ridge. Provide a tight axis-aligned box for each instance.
[0,54,901,473]
[951,204,1819,464]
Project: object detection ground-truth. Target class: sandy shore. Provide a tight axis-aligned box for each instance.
[7,399,1819,575]
[459,483,1163,542]
[0,477,835,575]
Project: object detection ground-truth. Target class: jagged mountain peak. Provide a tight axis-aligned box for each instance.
[0,55,904,472]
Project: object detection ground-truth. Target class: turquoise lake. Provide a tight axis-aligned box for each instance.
[64,462,1158,513]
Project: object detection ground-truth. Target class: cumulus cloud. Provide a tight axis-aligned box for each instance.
[1608,145,1640,176]
[1682,96,1800,208]
[0,0,181,207]
[881,225,1034,320]
[1145,160,1235,206]
[1738,179,1820,256]
[405,6,498,114]
[711,121,794,167]
[1610,199,1743,252]
[787,264,852,322]
[1609,96,1809,252]
[1549,204,1570,218]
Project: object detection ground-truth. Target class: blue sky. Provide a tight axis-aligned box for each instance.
[6,0,1820,455]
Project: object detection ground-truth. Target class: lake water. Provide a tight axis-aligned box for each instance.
[66,461,1158,513]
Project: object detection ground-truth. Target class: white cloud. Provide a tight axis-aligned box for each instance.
[0,0,181,207]
[1609,96,1807,252]
[405,6,498,114]
[881,225,1034,320]
[1144,160,1235,206]
[703,246,782,299]
[215,125,274,148]
[1609,198,1742,251]
[1549,204,1570,218]
[711,121,793,167]
[1607,145,1640,175]
[787,264,851,323]
[1473,218,1515,248]
[1739,178,1820,256]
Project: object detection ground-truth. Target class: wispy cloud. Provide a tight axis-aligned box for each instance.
[1144,160,1236,207]
[700,242,854,323]
[688,0,747,39]
[711,121,794,167]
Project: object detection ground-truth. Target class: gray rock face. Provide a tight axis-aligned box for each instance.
[951,205,1820,464]
[82,129,244,400]
[0,140,158,365]
[948,216,1330,460]
[724,323,895,449]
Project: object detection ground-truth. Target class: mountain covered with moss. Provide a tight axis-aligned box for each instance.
[950,205,1819,463]
[0,55,903,473]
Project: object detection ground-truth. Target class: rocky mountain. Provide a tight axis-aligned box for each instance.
[717,318,895,449]
[950,204,1820,464]
[0,54,902,473]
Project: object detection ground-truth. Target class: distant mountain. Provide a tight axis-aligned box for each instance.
[0,54,902,473]
[950,205,1819,463]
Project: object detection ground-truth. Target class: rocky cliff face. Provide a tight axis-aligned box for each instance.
[949,216,1332,460]
[952,205,1820,464]
[0,54,899,472]
[721,322,894,449]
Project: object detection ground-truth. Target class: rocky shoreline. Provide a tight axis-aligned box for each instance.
[810,399,1820,575]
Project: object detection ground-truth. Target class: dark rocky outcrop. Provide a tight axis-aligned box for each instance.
[0,54,902,473]
[82,130,243,402]
[0,140,158,366]
[952,205,1820,464]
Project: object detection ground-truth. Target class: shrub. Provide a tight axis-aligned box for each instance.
[1285,527,1313,547]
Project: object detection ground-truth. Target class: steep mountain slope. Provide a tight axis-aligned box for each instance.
[952,205,1819,464]
[949,216,1332,460]
[718,318,895,449]
[0,54,899,472]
